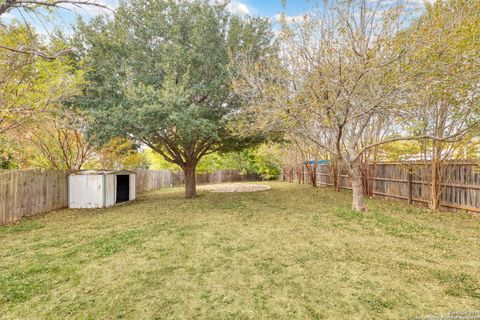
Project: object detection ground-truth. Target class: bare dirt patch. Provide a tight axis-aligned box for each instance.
[198,183,271,193]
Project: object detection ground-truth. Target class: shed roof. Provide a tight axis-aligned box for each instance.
[70,170,135,176]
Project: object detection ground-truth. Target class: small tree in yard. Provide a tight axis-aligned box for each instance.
[234,0,408,211]
[74,0,273,198]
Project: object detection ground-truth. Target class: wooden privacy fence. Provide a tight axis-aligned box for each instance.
[196,170,260,185]
[1,169,259,225]
[135,170,175,193]
[0,169,68,225]
[135,169,260,192]
[283,161,480,213]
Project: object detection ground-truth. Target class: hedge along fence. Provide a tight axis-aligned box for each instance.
[282,161,480,213]
[1,169,259,225]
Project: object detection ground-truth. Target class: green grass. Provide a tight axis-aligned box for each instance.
[0,182,479,319]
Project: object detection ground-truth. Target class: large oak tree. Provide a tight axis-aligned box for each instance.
[74,0,273,198]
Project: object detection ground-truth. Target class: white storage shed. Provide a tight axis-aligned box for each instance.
[68,170,136,208]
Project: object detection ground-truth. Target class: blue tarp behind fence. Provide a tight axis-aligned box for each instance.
[304,160,329,165]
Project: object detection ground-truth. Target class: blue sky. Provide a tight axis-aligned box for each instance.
[2,0,317,22]
[231,0,317,17]
[1,0,320,36]
[233,0,428,18]
[2,0,428,36]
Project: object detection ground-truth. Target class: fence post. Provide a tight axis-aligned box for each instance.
[407,164,413,205]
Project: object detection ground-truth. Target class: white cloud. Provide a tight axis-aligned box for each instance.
[403,0,436,7]
[226,1,250,16]
[274,13,307,24]
[1,11,15,20]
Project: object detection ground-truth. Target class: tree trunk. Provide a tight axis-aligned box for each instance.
[312,162,317,186]
[360,162,374,197]
[305,162,317,186]
[184,164,197,199]
[429,102,447,211]
[332,164,339,191]
[297,165,303,184]
[429,142,442,210]
[350,163,366,212]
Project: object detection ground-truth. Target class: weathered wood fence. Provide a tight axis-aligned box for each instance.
[0,170,69,225]
[135,170,175,193]
[282,161,480,213]
[1,169,259,225]
[135,169,259,192]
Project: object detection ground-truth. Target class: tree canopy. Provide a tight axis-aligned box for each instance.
[74,0,274,197]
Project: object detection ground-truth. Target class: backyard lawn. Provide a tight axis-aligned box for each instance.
[0,182,479,319]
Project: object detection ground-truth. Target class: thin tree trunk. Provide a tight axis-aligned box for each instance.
[331,158,340,192]
[297,165,303,184]
[429,101,448,211]
[430,161,440,210]
[429,141,442,210]
[305,162,317,186]
[350,162,366,211]
[184,164,197,199]
[360,162,374,197]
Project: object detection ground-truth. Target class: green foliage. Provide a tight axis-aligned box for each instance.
[145,143,283,179]
[0,137,17,169]
[86,138,149,170]
[0,152,16,169]
[0,25,83,135]
[144,149,181,172]
[0,24,88,170]
[73,0,274,174]
[378,141,422,161]
[400,0,480,140]
[234,145,282,180]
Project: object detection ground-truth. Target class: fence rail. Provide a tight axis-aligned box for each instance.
[0,169,259,225]
[282,162,480,213]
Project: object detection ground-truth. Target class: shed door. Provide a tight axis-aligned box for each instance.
[116,175,130,203]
